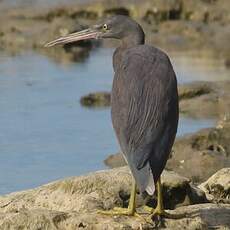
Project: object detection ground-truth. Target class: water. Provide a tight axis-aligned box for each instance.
[0,0,93,11]
[171,52,230,83]
[0,48,229,195]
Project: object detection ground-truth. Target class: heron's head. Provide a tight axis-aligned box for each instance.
[45,15,145,47]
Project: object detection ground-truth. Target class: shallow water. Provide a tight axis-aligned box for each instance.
[0,0,90,11]
[0,48,229,195]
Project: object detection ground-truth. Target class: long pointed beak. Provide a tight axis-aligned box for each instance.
[45,28,101,47]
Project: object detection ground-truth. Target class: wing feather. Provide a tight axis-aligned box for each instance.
[111,46,178,181]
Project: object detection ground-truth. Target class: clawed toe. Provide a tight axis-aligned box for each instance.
[97,207,134,216]
[143,205,154,213]
[97,207,151,223]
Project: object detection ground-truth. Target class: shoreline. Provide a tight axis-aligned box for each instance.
[0,2,229,228]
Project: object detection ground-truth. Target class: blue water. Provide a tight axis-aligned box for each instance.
[0,48,227,195]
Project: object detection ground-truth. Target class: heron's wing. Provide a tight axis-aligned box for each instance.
[112,47,178,177]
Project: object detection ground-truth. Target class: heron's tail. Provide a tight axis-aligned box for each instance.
[145,167,155,195]
[129,161,155,196]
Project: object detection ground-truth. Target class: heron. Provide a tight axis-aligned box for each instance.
[45,15,179,219]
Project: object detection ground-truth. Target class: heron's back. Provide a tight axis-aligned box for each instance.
[111,44,179,192]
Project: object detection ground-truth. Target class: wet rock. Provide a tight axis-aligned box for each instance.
[61,39,96,62]
[178,82,212,100]
[199,168,230,203]
[80,91,111,107]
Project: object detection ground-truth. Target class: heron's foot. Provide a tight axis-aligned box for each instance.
[144,205,186,219]
[98,207,137,216]
[143,205,154,213]
[98,207,150,223]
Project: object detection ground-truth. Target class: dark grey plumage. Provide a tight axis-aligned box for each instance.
[109,16,179,194]
[45,15,179,197]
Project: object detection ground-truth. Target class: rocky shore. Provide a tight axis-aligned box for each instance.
[0,0,229,64]
[0,167,229,229]
[0,0,229,229]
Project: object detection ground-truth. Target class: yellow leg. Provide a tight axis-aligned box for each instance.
[151,177,166,216]
[97,177,139,216]
[145,177,186,219]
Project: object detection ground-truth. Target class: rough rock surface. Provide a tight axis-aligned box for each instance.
[0,167,215,229]
[80,92,111,107]
[167,125,230,183]
[104,152,127,168]
[0,167,206,213]
[0,203,230,230]
[178,81,230,119]
[199,168,230,203]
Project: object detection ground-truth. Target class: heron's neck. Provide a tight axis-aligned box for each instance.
[113,29,145,71]
[121,32,145,49]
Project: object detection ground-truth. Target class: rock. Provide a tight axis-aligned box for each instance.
[173,81,230,182]
[178,81,230,119]
[0,167,132,214]
[80,91,111,107]
[178,82,212,100]
[0,167,228,229]
[143,0,183,24]
[167,125,230,183]
[104,152,126,168]
[0,167,205,212]
[0,0,229,62]
[0,4,100,62]
[0,204,230,230]
[199,168,230,203]
[225,58,230,68]
[164,203,230,230]
[0,167,209,229]
[158,170,208,209]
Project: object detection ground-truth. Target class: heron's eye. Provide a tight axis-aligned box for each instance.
[103,24,108,31]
